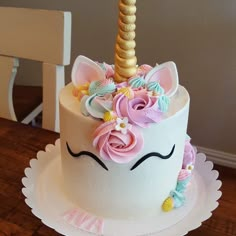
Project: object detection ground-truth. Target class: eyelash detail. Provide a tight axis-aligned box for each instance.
[130,145,176,171]
[66,142,109,171]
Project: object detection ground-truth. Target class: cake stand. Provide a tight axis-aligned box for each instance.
[22,139,222,236]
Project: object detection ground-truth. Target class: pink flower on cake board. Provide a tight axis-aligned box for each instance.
[93,119,144,163]
[113,89,163,128]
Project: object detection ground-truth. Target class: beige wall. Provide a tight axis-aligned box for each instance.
[0,0,235,154]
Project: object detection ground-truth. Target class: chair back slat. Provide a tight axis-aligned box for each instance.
[0,7,71,65]
[0,7,71,132]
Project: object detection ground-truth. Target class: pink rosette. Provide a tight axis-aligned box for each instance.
[137,64,153,76]
[113,90,163,127]
[93,121,144,163]
[103,63,114,79]
[182,140,196,169]
[178,169,191,181]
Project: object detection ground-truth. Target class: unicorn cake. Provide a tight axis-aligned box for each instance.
[59,56,196,218]
[59,0,196,233]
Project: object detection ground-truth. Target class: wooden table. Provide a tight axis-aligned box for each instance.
[0,118,235,236]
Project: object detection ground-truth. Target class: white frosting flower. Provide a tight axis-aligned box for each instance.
[185,163,194,173]
[115,117,130,134]
[80,94,113,119]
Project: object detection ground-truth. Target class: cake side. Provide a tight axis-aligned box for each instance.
[59,79,190,219]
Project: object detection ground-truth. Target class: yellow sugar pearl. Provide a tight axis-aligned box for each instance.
[188,165,193,171]
[162,197,174,212]
[103,111,116,122]
[120,123,126,128]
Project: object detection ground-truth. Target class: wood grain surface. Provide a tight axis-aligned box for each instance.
[0,118,235,236]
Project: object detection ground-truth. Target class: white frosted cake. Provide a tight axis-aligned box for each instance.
[59,56,196,222]
[59,1,196,233]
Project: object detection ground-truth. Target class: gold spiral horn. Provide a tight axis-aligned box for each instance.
[114,0,137,83]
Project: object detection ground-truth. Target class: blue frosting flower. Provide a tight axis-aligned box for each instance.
[158,95,170,112]
[128,77,146,88]
[89,80,116,96]
[176,177,190,193]
[147,81,164,95]
[170,190,186,208]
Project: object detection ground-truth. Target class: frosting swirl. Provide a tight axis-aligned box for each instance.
[182,140,196,169]
[147,81,164,95]
[89,79,116,96]
[128,76,146,88]
[158,95,170,112]
[81,94,113,119]
[93,120,143,163]
[113,90,163,127]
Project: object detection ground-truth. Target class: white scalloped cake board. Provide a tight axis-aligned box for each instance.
[22,139,222,236]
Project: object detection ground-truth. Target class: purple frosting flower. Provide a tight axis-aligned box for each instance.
[182,140,196,169]
[113,90,163,128]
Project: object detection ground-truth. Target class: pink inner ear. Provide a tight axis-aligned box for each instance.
[75,62,101,86]
[148,67,173,94]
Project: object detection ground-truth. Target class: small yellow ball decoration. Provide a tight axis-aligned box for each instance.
[162,197,174,212]
[103,111,117,122]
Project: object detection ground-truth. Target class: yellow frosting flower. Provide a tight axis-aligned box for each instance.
[78,83,90,95]
[73,83,90,99]
[117,87,134,99]
[162,197,174,212]
[103,111,117,122]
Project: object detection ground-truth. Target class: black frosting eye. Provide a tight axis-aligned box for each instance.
[130,145,175,171]
[66,142,108,171]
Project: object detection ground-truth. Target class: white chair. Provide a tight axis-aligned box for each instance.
[0,7,71,132]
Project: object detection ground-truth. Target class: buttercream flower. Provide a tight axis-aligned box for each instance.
[103,111,117,122]
[147,81,164,95]
[81,94,113,119]
[73,83,90,100]
[137,64,153,76]
[115,117,130,134]
[185,163,194,173]
[128,76,146,89]
[104,63,115,79]
[99,63,115,79]
[113,90,163,127]
[158,95,170,112]
[88,79,116,96]
[182,140,196,169]
[93,121,144,163]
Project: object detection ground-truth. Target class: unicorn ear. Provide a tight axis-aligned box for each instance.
[145,62,179,97]
[71,56,105,86]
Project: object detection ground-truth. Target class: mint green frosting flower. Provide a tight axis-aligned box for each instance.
[89,79,116,96]
[158,95,170,112]
[128,77,146,88]
[170,190,186,208]
[147,81,164,95]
